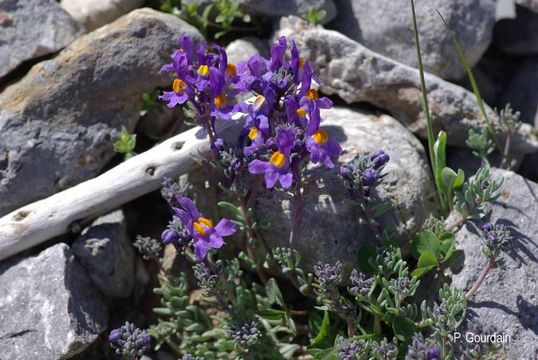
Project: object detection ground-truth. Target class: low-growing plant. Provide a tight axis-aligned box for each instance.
[114,126,137,160]
[159,0,252,39]
[111,2,515,359]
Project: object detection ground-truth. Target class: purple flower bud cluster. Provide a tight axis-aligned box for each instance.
[338,340,365,360]
[349,269,374,297]
[314,261,343,296]
[133,235,162,260]
[340,150,390,201]
[193,262,221,293]
[161,196,237,261]
[226,319,261,348]
[372,339,398,359]
[108,322,151,360]
[405,334,441,360]
[480,222,512,251]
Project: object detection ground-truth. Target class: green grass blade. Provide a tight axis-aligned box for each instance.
[436,9,502,152]
[411,0,445,210]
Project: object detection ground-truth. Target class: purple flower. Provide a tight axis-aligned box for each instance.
[305,103,341,168]
[109,322,150,359]
[172,196,237,260]
[427,346,441,360]
[248,127,295,189]
[371,150,390,169]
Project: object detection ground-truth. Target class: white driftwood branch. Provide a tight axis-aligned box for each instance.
[0,118,243,261]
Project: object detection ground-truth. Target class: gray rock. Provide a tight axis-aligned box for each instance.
[493,5,538,55]
[61,0,145,32]
[0,243,108,359]
[72,210,135,298]
[275,16,538,156]
[499,58,538,127]
[254,107,436,270]
[516,0,538,12]
[451,169,538,360]
[225,37,269,65]
[330,0,496,80]
[184,0,337,24]
[0,9,203,217]
[0,0,82,80]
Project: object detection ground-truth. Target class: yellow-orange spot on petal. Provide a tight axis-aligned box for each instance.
[299,59,305,69]
[248,127,259,140]
[214,94,226,109]
[253,95,266,110]
[306,89,319,100]
[312,130,328,144]
[269,151,286,168]
[296,108,307,117]
[197,64,209,76]
[193,217,213,236]
[226,64,237,77]
[197,217,213,227]
[172,78,186,94]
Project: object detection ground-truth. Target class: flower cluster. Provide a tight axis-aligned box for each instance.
[240,37,341,189]
[340,150,390,201]
[313,261,343,297]
[349,269,374,298]
[161,196,237,260]
[160,34,239,146]
[480,222,512,253]
[405,334,441,360]
[133,235,162,260]
[339,339,365,360]
[226,319,262,348]
[160,35,342,191]
[109,322,151,359]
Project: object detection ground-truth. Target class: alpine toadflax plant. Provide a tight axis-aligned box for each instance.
[109,322,151,359]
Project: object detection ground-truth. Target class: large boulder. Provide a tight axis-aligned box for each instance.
[254,107,435,270]
[61,0,145,32]
[225,37,269,65]
[0,0,82,80]
[451,169,538,359]
[499,58,538,127]
[184,0,337,24]
[275,16,538,156]
[516,0,538,12]
[72,210,136,298]
[330,0,497,80]
[493,5,538,55]
[0,9,203,217]
[0,243,108,359]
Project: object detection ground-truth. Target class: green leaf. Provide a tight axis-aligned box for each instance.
[433,131,447,187]
[392,316,417,341]
[217,201,243,221]
[258,308,286,321]
[266,278,285,307]
[439,233,456,261]
[411,231,440,259]
[411,251,438,277]
[356,245,378,275]
[371,200,393,217]
[310,311,334,349]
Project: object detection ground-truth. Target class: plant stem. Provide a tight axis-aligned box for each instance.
[289,176,304,247]
[373,315,382,335]
[465,256,495,299]
[500,134,512,169]
[362,204,382,240]
[238,195,267,284]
